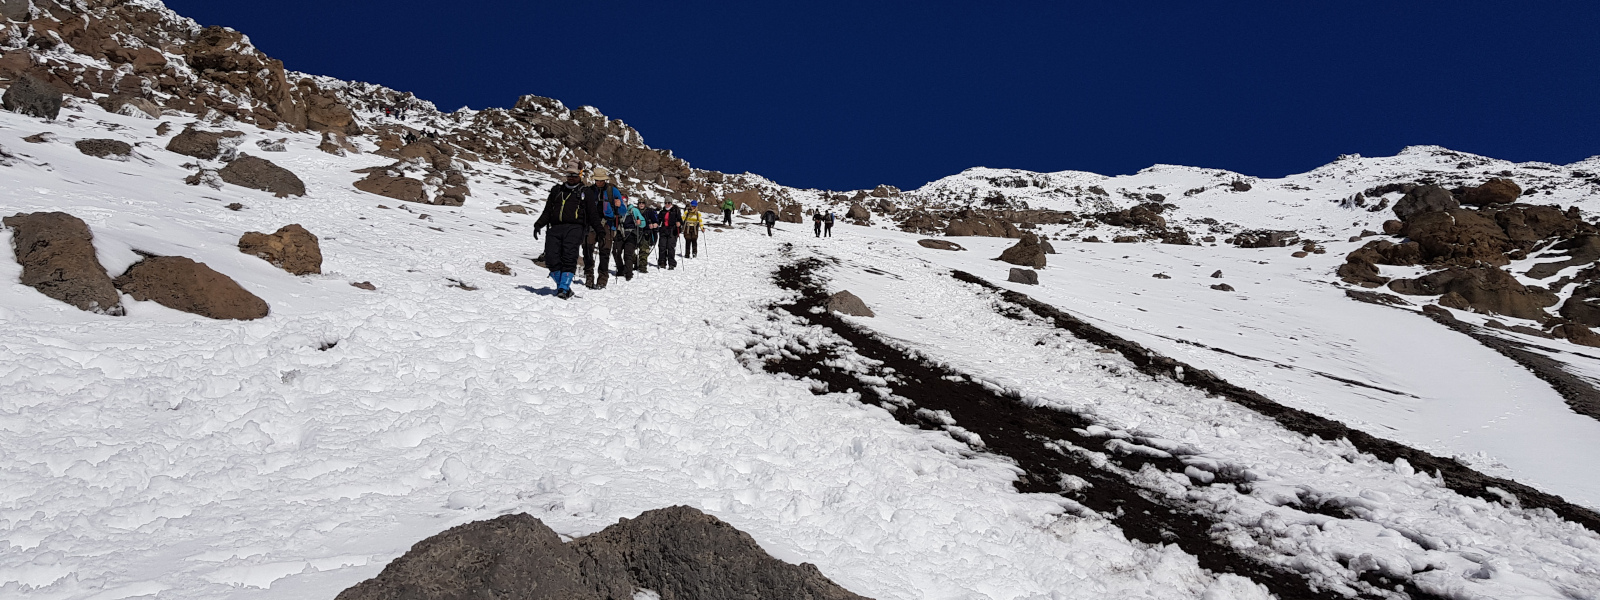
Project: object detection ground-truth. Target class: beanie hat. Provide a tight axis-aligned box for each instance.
[592,166,611,181]
[691,200,698,207]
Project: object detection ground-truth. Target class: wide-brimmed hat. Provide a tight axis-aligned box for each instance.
[592,166,611,181]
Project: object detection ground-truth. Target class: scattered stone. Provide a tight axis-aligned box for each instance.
[3,212,123,314]
[1112,235,1140,243]
[917,239,964,251]
[184,167,223,189]
[218,154,306,197]
[1421,304,1456,321]
[166,127,244,160]
[154,122,172,136]
[1346,289,1412,307]
[74,138,133,160]
[998,233,1048,268]
[1462,178,1522,206]
[1387,266,1557,320]
[98,95,161,119]
[1232,230,1300,248]
[485,261,512,276]
[1337,259,1389,288]
[255,138,287,152]
[225,203,243,211]
[22,132,56,143]
[1438,291,1471,310]
[1211,283,1236,292]
[1291,251,1309,258]
[1152,273,1171,279]
[1229,180,1252,192]
[238,224,322,275]
[826,290,874,317]
[1083,236,1103,243]
[1009,268,1039,285]
[1040,240,1056,254]
[1211,270,1223,278]
[2,74,63,120]
[1485,319,1554,339]
[846,203,871,224]
[1393,185,1459,221]
[350,281,377,291]
[114,256,269,320]
[496,204,529,214]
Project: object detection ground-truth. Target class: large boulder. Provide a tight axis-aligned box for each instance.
[1399,209,1513,266]
[0,0,30,21]
[98,95,162,119]
[166,127,245,160]
[846,203,871,224]
[917,239,964,251]
[945,210,1020,238]
[3,212,123,314]
[75,139,133,160]
[998,233,1048,268]
[218,154,306,198]
[1462,178,1522,206]
[1494,204,1584,249]
[1231,230,1299,248]
[1393,185,1459,221]
[113,256,269,320]
[1008,268,1039,285]
[355,174,428,204]
[1559,273,1600,327]
[826,290,874,317]
[238,224,321,275]
[1387,266,1556,320]
[574,506,867,600]
[2,74,63,120]
[336,513,628,600]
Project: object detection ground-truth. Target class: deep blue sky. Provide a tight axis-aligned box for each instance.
[163,1,1599,191]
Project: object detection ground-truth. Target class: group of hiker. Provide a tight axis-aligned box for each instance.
[756,207,836,237]
[533,162,703,299]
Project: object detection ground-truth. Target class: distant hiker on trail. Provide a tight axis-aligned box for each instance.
[824,210,835,237]
[638,201,659,274]
[606,192,642,281]
[762,209,778,236]
[584,166,623,289]
[721,197,735,226]
[532,162,596,299]
[658,199,683,270]
[683,200,703,259]
[813,211,823,237]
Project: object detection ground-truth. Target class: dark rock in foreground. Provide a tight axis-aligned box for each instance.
[1009,268,1039,285]
[3,212,123,314]
[827,290,874,317]
[338,507,869,600]
[998,233,1047,268]
[219,154,306,197]
[114,256,269,320]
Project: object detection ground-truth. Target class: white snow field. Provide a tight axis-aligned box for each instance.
[4,101,1600,599]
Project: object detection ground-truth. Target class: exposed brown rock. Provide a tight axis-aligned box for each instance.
[350,281,377,291]
[917,239,964,251]
[496,205,529,214]
[1232,230,1299,248]
[998,233,1047,268]
[218,154,306,198]
[75,138,132,159]
[1462,178,1522,206]
[2,74,63,120]
[355,173,428,204]
[1211,283,1236,292]
[485,261,512,276]
[1009,268,1040,285]
[846,203,871,224]
[166,127,244,160]
[1554,323,1600,348]
[1387,266,1556,320]
[114,256,269,320]
[238,224,322,275]
[1399,209,1513,266]
[3,212,122,314]
[1438,291,1470,310]
[1393,185,1459,221]
[826,290,874,317]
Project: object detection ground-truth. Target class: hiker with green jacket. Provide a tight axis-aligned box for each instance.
[721,197,735,226]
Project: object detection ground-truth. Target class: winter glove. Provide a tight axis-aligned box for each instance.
[533,227,542,240]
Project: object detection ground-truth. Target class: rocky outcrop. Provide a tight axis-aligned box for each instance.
[2,74,63,120]
[238,224,321,275]
[218,154,306,198]
[75,138,132,159]
[827,290,874,317]
[98,94,161,119]
[846,203,871,224]
[1387,266,1556,320]
[945,209,1020,238]
[998,233,1047,268]
[1399,209,1514,266]
[338,508,867,600]
[1462,178,1521,206]
[1232,230,1300,248]
[354,171,428,205]
[166,127,244,161]
[114,256,269,320]
[1008,268,1039,285]
[3,212,123,314]
[1392,185,1459,221]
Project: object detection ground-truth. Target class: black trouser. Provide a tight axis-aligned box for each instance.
[611,231,638,278]
[658,233,679,268]
[824,222,833,237]
[544,223,584,273]
[814,222,822,237]
[685,233,698,257]
[595,230,613,282]
[765,223,773,236]
[582,230,598,276]
[722,209,732,225]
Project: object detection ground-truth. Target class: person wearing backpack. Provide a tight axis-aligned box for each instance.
[721,197,735,226]
[638,201,659,274]
[605,193,643,281]
[584,167,623,289]
[532,163,600,299]
[657,200,683,270]
[813,211,824,238]
[761,209,778,236]
[824,210,835,237]
[683,200,703,258]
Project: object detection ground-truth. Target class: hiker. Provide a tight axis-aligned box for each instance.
[721,197,735,226]
[584,166,623,289]
[683,200,703,258]
[605,193,642,281]
[762,209,778,236]
[813,211,824,237]
[638,200,659,274]
[658,199,683,270]
[824,210,835,237]
[532,162,597,299]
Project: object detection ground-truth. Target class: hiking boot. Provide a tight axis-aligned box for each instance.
[596,274,609,289]
[556,289,573,300]
[625,272,633,281]
[584,269,595,285]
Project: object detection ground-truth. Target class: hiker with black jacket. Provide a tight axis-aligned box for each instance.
[532,163,599,299]
[813,211,823,237]
[658,200,683,270]
[762,209,778,236]
[638,201,659,274]
[605,193,643,281]
[824,210,835,237]
[584,167,623,289]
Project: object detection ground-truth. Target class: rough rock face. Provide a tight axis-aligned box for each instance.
[1008,268,1039,285]
[846,203,871,224]
[238,224,321,275]
[1232,230,1300,248]
[3,212,123,314]
[218,154,306,197]
[337,513,628,600]
[98,94,161,119]
[355,172,428,204]
[1559,274,1600,327]
[917,239,964,251]
[75,138,132,159]
[1098,204,1167,230]
[1399,209,1514,266]
[2,74,63,120]
[573,506,868,600]
[826,290,874,317]
[485,261,511,275]
[1387,266,1556,320]
[998,233,1047,268]
[0,0,30,22]
[114,256,269,320]
[1462,178,1522,206]
[1393,185,1460,221]
[945,209,1020,238]
[166,128,244,161]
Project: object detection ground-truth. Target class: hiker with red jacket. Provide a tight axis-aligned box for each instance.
[657,199,684,270]
[532,163,599,299]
